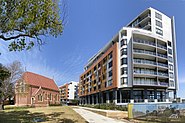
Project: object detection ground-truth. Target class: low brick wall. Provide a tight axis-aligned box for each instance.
[80,107,128,119]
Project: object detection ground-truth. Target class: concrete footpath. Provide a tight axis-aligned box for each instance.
[73,107,127,123]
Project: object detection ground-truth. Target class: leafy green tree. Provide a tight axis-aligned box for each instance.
[0,0,65,51]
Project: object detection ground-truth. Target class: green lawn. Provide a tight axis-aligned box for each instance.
[0,106,87,123]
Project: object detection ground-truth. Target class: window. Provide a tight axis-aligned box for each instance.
[103,57,107,64]
[121,30,127,37]
[94,66,97,71]
[155,12,162,20]
[168,56,173,62]
[121,39,127,47]
[168,48,172,55]
[156,20,162,28]
[108,70,112,77]
[108,61,113,68]
[121,67,127,75]
[108,79,112,86]
[169,80,175,87]
[156,28,163,36]
[121,77,128,85]
[169,64,173,71]
[121,58,127,65]
[38,94,43,101]
[121,48,127,56]
[108,52,112,59]
[168,41,172,47]
[98,63,101,68]
[169,72,174,79]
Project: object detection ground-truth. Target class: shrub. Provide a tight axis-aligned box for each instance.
[81,103,127,111]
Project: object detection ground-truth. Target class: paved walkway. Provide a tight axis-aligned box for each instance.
[73,107,127,123]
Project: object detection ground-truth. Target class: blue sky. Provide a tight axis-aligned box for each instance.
[0,0,184,98]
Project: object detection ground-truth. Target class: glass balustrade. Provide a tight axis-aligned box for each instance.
[133,39,156,46]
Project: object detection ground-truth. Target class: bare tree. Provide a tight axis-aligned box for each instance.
[0,61,23,110]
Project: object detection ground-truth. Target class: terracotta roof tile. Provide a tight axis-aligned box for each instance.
[23,72,59,91]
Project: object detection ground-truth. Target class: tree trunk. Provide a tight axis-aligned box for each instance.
[0,104,3,110]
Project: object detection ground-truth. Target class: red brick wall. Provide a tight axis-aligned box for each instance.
[15,85,60,107]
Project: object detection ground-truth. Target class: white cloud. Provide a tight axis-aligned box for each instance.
[0,41,84,86]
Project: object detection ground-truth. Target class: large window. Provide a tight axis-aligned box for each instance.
[169,64,173,71]
[121,39,127,47]
[155,12,162,20]
[108,61,113,68]
[168,56,173,62]
[38,94,43,101]
[121,67,127,75]
[121,77,128,85]
[156,28,163,36]
[121,48,127,56]
[168,41,172,47]
[156,20,162,28]
[108,52,112,59]
[168,48,172,55]
[108,70,112,77]
[169,72,174,79]
[121,58,127,65]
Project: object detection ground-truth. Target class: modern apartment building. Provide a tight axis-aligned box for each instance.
[79,7,178,105]
[59,81,79,103]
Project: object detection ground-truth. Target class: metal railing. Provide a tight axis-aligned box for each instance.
[134,70,157,75]
[159,82,169,86]
[158,72,168,77]
[133,39,156,47]
[157,44,167,50]
[158,62,168,68]
[133,81,158,86]
[157,53,168,58]
[133,49,156,56]
[134,59,157,66]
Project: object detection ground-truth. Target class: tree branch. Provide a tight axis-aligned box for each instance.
[0,34,33,41]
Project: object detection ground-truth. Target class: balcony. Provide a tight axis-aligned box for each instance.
[134,70,157,76]
[157,44,167,50]
[133,49,167,59]
[159,82,169,86]
[157,53,168,59]
[133,81,158,86]
[133,49,156,56]
[158,62,168,68]
[134,59,156,66]
[158,72,168,77]
[133,39,155,47]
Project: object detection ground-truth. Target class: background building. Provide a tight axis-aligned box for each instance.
[15,72,60,107]
[79,7,178,105]
[59,81,79,104]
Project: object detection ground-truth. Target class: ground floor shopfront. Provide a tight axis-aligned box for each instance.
[79,88,176,105]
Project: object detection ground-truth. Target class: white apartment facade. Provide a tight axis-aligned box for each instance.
[79,7,178,105]
[59,81,79,103]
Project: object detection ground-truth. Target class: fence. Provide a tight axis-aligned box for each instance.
[128,103,185,122]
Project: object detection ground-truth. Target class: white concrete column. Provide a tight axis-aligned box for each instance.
[130,99,134,103]
[106,91,110,103]
[154,99,158,103]
[113,89,117,104]
[144,99,148,103]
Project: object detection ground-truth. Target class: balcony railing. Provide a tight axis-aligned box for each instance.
[134,70,157,75]
[133,49,156,56]
[158,62,168,68]
[133,81,158,86]
[134,49,167,59]
[158,72,168,77]
[157,53,168,59]
[159,82,169,86]
[133,39,156,47]
[157,44,167,50]
[134,59,156,66]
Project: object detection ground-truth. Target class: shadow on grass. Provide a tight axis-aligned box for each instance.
[0,110,81,123]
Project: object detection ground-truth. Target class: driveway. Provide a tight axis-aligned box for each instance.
[73,107,127,123]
